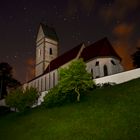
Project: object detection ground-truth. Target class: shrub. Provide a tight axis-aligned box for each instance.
[43,59,95,108]
[43,86,77,108]
[5,87,38,112]
[23,87,39,107]
[5,88,23,111]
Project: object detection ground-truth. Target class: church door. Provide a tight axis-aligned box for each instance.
[103,65,108,76]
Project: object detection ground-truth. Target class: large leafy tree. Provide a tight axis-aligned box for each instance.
[0,62,21,99]
[132,48,140,68]
[58,59,94,102]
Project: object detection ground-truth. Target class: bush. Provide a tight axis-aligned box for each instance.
[5,87,38,112]
[43,59,95,108]
[43,86,77,108]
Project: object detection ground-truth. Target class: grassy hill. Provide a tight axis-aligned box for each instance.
[0,78,140,140]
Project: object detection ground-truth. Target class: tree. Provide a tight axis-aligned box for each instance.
[43,59,94,108]
[5,87,38,112]
[132,48,140,68]
[0,62,21,99]
[58,59,94,102]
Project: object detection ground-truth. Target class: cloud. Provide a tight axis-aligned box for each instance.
[136,39,140,48]
[26,57,35,81]
[27,58,35,66]
[112,23,135,70]
[66,0,77,16]
[80,0,95,14]
[113,40,133,70]
[113,23,134,38]
[100,0,140,22]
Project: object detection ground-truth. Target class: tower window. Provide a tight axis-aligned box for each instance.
[95,61,99,66]
[49,48,52,55]
[111,60,116,65]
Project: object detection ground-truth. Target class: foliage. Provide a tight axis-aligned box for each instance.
[5,87,38,112]
[58,59,94,102]
[43,59,94,108]
[132,48,140,68]
[0,62,21,99]
[43,86,77,108]
[43,86,66,108]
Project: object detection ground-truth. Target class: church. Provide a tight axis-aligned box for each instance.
[23,23,124,92]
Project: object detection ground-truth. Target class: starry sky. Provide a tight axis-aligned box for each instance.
[0,0,140,83]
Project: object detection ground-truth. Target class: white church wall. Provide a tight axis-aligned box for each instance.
[86,57,123,78]
[24,69,58,94]
[95,68,140,84]
[49,70,58,89]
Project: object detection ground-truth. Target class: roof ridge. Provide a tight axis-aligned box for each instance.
[80,37,121,61]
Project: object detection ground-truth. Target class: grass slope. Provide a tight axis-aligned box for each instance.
[0,78,140,140]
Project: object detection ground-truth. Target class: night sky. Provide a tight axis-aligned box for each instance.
[0,0,140,83]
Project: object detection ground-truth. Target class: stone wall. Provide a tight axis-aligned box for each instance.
[95,68,140,84]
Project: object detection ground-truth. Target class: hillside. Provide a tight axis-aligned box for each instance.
[0,78,140,140]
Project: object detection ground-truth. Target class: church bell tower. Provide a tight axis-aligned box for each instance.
[35,23,59,77]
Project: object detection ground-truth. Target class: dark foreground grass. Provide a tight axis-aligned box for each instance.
[0,78,140,140]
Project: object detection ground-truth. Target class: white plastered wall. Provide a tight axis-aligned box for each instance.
[95,68,140,84]
[86,57,124,78]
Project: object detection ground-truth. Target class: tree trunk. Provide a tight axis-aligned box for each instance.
[75,88,80,102]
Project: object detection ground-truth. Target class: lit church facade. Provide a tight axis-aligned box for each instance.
[23,23,124,92]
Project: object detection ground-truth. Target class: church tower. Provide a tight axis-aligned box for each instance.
[35,23,59,77]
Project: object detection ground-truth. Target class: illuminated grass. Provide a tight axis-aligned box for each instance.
[0,78,140,140]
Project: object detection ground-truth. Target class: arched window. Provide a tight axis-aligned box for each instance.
[45,76,47,91]
[95,61,99,66]
[41,78,43,91]
[53,72,55,87]
[37,80,39,90]
[111,60,116,65]
[103,65,108,76]
[91,68,93,79]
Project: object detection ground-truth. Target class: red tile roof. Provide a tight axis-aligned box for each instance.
[80,37,121,61]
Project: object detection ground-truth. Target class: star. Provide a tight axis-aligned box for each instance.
[87,41,91,44]
[6,56,9,59]
[63,18,67,21]
[24,7,27,11]
[9,15,13,20]
[28,28,32,33]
